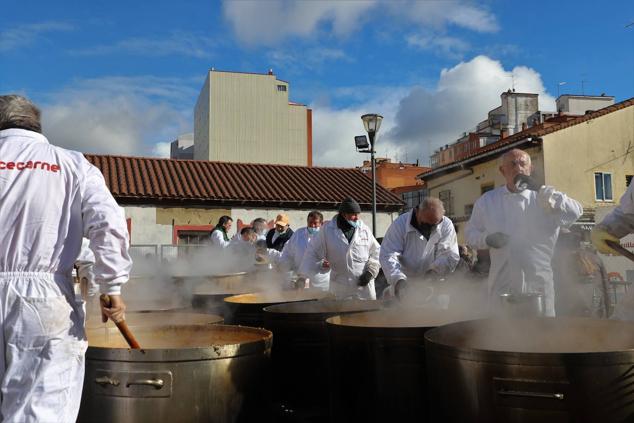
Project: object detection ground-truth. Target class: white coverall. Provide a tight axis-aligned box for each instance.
[299,218,380,300]
[380,211,459,295]
[210,228,231,248]
[465,185,583,316]
[0,129,132,422]
[279,227,330,291]
[598,184,634,320]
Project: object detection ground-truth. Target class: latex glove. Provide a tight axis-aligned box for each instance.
[514,174,541,192]
[100,294,127,323]
[357,271,373,286]
[394,279,408,300]
[537,186,557,211]
[591,225,621,255]
[485,232,509,249]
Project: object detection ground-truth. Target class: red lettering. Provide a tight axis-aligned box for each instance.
[51,164,60,173]
[0,161,4,169]
[6,162,14,170]
[41,162,50,171]
[33,161,41,169]
[16,162,25,170]
[26,161,33,169]
[0,160,60,173]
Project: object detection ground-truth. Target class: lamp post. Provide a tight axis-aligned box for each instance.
[361,113,383,236]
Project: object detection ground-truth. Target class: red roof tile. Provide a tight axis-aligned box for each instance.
[85,155,405,211]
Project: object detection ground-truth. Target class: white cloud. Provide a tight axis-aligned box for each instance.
[152,142,172,158]
[223,0,376,45]
[39,76,195,156]
[406,33,470,58]
[222,0,497,46]
[312,56,556,167]
[69,31,217,58]
[387,55,556,162]
[0,22,73,51]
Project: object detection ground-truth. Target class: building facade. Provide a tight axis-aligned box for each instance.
[194,69,312,166]
[169,133,194,160]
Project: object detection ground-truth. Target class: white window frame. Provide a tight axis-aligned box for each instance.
[594,172,614,202]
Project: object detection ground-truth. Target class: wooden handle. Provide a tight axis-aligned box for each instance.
[100,294,142,350]
[606,240,634,262]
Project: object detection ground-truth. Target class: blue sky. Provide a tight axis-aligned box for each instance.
[1,0,633,166]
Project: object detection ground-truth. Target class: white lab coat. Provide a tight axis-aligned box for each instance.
[300,217,380,299]
[0,128,132,422]
[599,184,634,321]
[279,227,330,290]
[465,185,583,316]
[210,228,231,248]
[380,211,459,286]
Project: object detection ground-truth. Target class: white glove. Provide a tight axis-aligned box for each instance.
[537,186,557,211]
[364,259,381,278]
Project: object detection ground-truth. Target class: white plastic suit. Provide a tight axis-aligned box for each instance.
[380,211,459,288]
[279,227,330,290]
[0,128,132,422]
[299,217,380,299]
[465,185,582,316]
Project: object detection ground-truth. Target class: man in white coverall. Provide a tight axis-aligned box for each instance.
[591,182,634,319]
[0,95,132,422]
[299,198,380,300]
[465,149,582,316]
[280,211,330,290]
[380,197,459,300]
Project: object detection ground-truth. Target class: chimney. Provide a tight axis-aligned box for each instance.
[268,69,274,75]
[522,122,527,131]
[500,129,508,139]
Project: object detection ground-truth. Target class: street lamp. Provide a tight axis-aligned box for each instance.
[360,113,383,236]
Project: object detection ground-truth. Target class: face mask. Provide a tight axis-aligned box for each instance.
[347,220,360,228]
[307,227,320,235]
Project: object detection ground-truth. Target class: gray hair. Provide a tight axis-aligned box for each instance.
[498,148,531,167]
[0,95,42,133]
[419,197,445,212]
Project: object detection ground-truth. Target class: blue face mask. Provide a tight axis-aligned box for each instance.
[307,227,320,235]
[347,220,360,228]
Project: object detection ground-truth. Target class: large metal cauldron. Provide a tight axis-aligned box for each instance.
[85,311,223,330]
[79,324,272,423]
[263,300,381,418]
[326,308,471,423]
[425,317,634,423]
[224,290,332,327]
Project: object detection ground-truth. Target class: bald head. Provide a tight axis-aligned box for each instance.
[416,197,445,225]
[499,149,533,192]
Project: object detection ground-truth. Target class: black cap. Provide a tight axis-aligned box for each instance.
[339,197,361,214]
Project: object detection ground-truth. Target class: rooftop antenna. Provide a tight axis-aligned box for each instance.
[507,73,516,91]
[557,81,567,97]
[581,75,589,95]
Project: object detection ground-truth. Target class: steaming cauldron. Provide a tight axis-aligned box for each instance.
[224,290,332,327]
[79,324,272,423]
[85,311,223,330]
[263,300,381,418]
[326,308,472,422]
[425,317,634,423]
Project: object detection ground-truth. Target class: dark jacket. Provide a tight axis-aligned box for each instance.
[266,227,294,252]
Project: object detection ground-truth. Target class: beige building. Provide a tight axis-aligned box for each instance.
[194,69,312,166]
[419,98,634,242]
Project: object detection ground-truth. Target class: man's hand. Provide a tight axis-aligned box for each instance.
[100,294,127,323]
[514,174,541,192]
[395,279,408,300]
[357,271,373,286]
[537,186,557,211]
[485,232,510,249]
[294,277,309,289]
[591,225,621,255]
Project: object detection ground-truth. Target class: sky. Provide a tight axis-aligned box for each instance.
[1,0,633,167]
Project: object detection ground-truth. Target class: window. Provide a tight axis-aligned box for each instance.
[594,172,613,201]
[626,175,633,187]
[277,84,287,92]
[177,230,210,245]
[481,183,494,194]
[438,190,453,216]
[402,188,429,211]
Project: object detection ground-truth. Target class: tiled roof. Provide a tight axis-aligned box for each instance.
[421,97,634,180]
[85,155,405,211]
